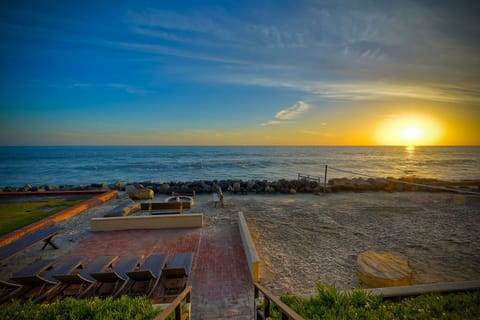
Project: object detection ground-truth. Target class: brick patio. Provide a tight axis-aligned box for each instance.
[59,222,254,318]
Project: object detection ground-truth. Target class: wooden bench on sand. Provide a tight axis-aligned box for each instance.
[140,202,189,215]
[0,226,63,262]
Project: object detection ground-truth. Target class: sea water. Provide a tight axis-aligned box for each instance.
[0,146,478,187]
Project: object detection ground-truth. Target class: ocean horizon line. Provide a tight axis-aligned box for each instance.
[1,144,479,148]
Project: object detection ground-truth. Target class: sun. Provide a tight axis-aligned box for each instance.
[375,113,443,146]
[402,126,422,142]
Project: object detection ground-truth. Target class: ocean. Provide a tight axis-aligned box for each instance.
[0,146,478,187]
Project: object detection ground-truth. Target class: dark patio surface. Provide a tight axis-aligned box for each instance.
[59,224,254,319]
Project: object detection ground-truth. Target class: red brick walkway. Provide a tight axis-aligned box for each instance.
[192,225,254,319]
[60,224,254,318]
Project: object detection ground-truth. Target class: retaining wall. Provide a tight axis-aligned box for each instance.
[238,211,260,282]
[91,213,204,232]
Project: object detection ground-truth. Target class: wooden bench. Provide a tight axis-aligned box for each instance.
[140,202,189,215]
[0,226,62,262]
[169,188,196,198]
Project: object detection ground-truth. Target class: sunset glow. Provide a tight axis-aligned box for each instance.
[0,1,478,146]
[375,114,444,146]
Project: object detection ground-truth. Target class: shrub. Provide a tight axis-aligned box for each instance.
[280,283,480,320]
[0,296,161,320]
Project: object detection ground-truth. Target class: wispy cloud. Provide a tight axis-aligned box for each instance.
[106,83,148,95]
[275,101,310,120]
[68,83,91,88]
[36,81,149,96]
[225,74,480,103]
[301,130,331,137]
[261,120,282,126]
[262,101,310,126]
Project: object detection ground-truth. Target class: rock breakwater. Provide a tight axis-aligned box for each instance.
[1,176,479,195]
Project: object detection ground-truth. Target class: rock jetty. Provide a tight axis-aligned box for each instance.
[1,177,478,195]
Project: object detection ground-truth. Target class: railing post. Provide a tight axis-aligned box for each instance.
[264,297,270,318]
[254,283,304,320]
[175,304,181,320]
[155,286,192,320]
[324,165,328,193]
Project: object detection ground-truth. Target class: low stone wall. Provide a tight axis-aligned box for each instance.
[90,213,204,232]
[238,211,260,282]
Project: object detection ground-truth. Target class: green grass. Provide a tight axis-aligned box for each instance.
[0,199,84,237]
[278,283,480,320]
[0,296,161,320]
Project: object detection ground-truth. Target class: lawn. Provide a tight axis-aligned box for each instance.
[0,198,84,237]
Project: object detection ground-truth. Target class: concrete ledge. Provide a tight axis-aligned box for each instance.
[238,211,260,282]
[91,213,204,232]
[365,280,480,298]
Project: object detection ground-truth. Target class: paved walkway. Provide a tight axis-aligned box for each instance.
[60,223,254,318]
[192,225,254,319]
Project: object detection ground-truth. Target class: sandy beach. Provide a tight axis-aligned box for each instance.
[205,192,480,295]
[1,191,479,298]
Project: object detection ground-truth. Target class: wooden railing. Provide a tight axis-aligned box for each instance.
[156,286,192,320]
[254,283,304,320]
[297,173,323,183]
[298,167,328,192]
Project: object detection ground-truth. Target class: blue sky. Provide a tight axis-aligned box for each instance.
[0,0,479,145]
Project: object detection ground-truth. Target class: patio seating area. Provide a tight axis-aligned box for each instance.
[0,194,255,319]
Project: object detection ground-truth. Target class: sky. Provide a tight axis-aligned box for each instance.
[0,0,479,146]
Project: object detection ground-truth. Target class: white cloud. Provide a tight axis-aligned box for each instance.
[261,120,282,126]
[262,101,310,126]
[275,101,310,120]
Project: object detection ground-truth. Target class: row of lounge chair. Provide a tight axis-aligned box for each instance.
[0,252,194,304]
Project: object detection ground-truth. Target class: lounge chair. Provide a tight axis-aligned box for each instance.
[0,259,55,303]
[163,252,194,294]
[123,254,168,297]
[80,256,141,298]
[53,256,118,298]
[0,226,62,262]
[2,257,83,303]
[0,279,21,302]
